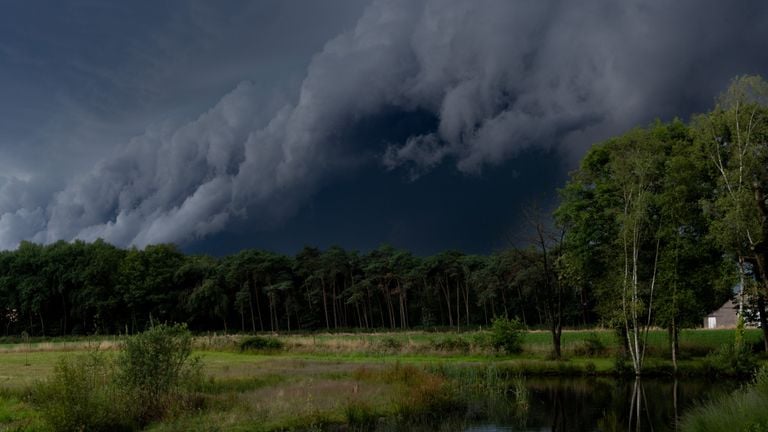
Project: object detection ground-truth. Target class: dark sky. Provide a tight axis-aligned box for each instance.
[1,1,768,255]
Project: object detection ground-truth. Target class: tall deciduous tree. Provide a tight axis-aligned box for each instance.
[558,120,727,373]
[695,75,768,350]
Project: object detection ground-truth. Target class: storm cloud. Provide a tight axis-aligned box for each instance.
[1,0,767,250]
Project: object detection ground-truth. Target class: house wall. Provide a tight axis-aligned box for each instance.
[704,301,739,328]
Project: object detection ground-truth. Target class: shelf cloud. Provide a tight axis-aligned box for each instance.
[1,0,767,249]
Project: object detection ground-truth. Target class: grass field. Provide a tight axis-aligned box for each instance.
[0,328,764,387]
[0,328,764,431]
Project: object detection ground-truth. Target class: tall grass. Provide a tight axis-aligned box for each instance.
[681,366,768,432]
[0,394,46,431]
[351,363,529,426]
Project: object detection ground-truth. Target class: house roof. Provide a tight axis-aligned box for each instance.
[707,300,738,317]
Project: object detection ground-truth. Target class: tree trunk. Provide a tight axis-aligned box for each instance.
[580,285,589,325]
[455,281,461,331]
[669,320,679,373]
[285,300,291,331]
[386,284,396,329]
[61,293,67,335]
[758,295,768,352]
[463,283,470,327]
[321,279,330,330]
[332,279,338,329]
[552,323,562,359]
[355,302,362,328]
[251,279,265,332]
[500,285,509,319]
[751,183,768,352]
[440,280,453,327]
[248,293,256,333]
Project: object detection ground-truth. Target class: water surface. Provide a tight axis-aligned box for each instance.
[464,377,737,432]
[370,377,739,432]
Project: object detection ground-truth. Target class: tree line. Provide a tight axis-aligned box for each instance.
[0,240,592,338]
[2,75,768,374]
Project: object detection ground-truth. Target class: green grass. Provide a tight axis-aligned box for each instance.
[0,328,762,387]
[0,395,47,431]
[681,367,768,432]
[0,328,764,432]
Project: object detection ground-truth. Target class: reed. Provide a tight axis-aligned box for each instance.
[681,367,768,432]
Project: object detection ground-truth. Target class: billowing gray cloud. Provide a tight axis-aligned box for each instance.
[0,0,766,249]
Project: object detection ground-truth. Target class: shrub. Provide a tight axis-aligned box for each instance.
[344,400,377,428]
[378,336,403,350]
[704,317,758,377]
[431,336,471,353]
[239,335,284,351]
[33,324,203,431]
[573,332,606,357]
[612,351,633,377]
[116,323,202,422]
[489,317,524,354]
[471,332,493,350]
[704,342,757,377]
[34,351,134,432]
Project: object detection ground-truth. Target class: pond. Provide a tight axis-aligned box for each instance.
[465,377,738,431]
[378,377,739,432]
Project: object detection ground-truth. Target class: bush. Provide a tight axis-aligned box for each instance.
[431,336,471,353]
[573,332,606,357]
[612,351,633,377]
[116,323,202,422]
[34,351,134,432]
[489,317,524,354]
[239,335,284,351]
[704,317,758,377]
[33,324,202,431]
[378,336,403,350]
[704,342,757,377]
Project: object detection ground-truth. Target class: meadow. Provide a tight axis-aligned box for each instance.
[0,328,764,431]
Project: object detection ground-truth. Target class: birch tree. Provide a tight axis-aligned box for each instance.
[695,75,768,350]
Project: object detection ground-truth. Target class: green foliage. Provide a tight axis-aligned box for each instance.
[33,351,134,432]
[681,366,768,432]
[378,336,404,350]
[430,336,471,353]
[703,318,757,376]
[116,323,202,421]
[33,324,203,431]
[612,351,633,377]
[489,317,524,354]
[239,335,284,351]
[343,400,377,428]
[572,332,606,357]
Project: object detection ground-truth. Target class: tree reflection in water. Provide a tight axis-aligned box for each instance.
[497,377,735,432]
[376,377,737,431]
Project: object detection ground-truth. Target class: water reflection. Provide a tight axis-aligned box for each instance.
[467,377,736,432]
[364,377,737,432]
